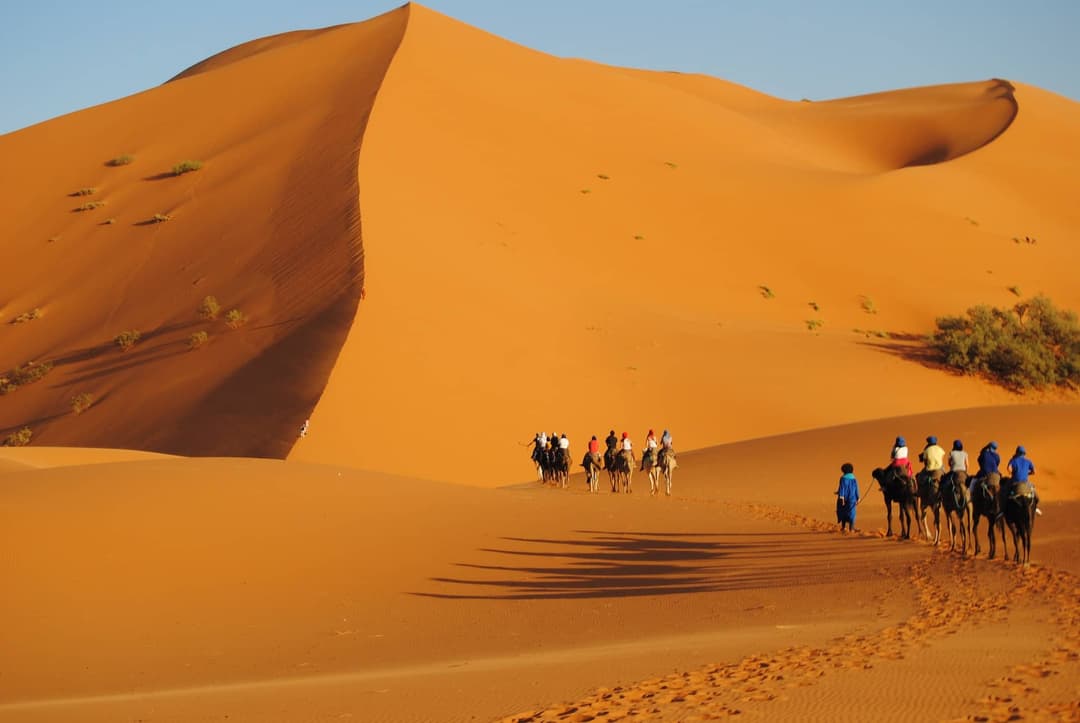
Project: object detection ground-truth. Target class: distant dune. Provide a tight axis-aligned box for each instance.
[2,2,1079,486]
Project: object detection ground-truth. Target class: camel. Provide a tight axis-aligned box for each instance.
[872,466,917,539]
[659,447,677,496]
[971,473,1008,560]
[940,471,970,555]
[642,449,660,495]
[603,447,619,492]
[552,447,570,488]
[611,449,634,493]
[1002,479,1036,565]
[916,470,942,545]
[582,452,602,493]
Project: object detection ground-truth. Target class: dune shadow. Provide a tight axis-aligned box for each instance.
[412,529,873,601]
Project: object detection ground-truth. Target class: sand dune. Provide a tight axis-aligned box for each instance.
[2,4,1078,485]
[2,4,1080,720]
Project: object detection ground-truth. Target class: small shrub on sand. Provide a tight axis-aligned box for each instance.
[664,161,678,169]
[102,218,117,225]
[75,201,106,212]
[808,301,820,311]
[579,189,591,194]
[597,174,610,180]
[197,295,221,320]
[11,361,53,386]
[11,308,42,324]
[71,187,97,197]
[70,393,94,415]
[106,154,134,167]
[633,234,645,240]
[931,295,1080,389]
[114,330,141,351]
[0,378,16,395]
[187,331,209,350]
[758,285,775,299]
[224,309,248,329]
[1007,285,1022,297]
[860,296,878,314]
[150,213,172,223]
[172,160,203,176]
[3,427,32,447]
[806,319,824,332]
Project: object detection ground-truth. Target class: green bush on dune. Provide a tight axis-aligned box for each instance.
[931,295,1080,390]
[3,427,32,447]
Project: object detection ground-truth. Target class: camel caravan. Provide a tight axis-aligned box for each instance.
[530,429,677,496]
[863,436,1041,565]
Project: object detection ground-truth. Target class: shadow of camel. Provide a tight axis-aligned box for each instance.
[412,529,879,601]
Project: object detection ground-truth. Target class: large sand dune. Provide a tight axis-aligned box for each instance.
[1,4,1078,484]
[2,3,1080,720]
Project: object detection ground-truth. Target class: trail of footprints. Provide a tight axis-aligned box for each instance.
[500,504,1080,722]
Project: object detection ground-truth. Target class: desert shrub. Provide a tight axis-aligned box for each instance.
[808,301,820,311]
[102,218,117,225]
[11,361,53,386]
[597,174,610,180]
[106,154,134,166]
[114,330,141,351]
[806,319,824,331]
[860,296,877,314]
[1007,285,1022,297]
[71,187,97,197]
[172,160,203,175]
[70,393,94,415]
[11,308,42,324]
[224,309,248,329]
[0,378,16,395]
[758,285,775,299]
[930,296,1080,390]
[75,201,106,211]
[187,331,209,349]
[197,295,221,320]
[150,213,172,223]
[3,427,32,447]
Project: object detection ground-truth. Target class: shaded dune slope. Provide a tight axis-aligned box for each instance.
[295,5,1079,484]
[0,8,408,456]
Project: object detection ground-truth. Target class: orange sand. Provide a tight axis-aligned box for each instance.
[1,3,1079,721]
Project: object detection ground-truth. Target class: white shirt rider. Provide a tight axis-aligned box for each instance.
[558,435,570,450]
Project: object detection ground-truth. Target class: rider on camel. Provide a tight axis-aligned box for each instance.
[1006,445,1042,516]
[890,436,914,478]
[918,435,946,483]
[641,429,658,471]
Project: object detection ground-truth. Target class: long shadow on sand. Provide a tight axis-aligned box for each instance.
[413,529,878,601]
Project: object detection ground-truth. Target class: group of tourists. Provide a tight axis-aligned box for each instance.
[530,428,677,493]
[834,434,1042,532]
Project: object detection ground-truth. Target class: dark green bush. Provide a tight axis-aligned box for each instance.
[931,295,1080,389]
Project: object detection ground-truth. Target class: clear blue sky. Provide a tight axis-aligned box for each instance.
[2,0,1077,134]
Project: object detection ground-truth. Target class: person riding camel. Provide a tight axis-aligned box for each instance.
[620,431,635,468]
[661,429,672,449]
[584,434,602,473]
[604,430,619,469]
[641,429,658,471]
[976,440,1001,493]
[889,436,914,478]
[530,432,544,464]
[949,439,971,494]
[918,435,946,483]
[557,433,570,466]
[1006,445,1042,516]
